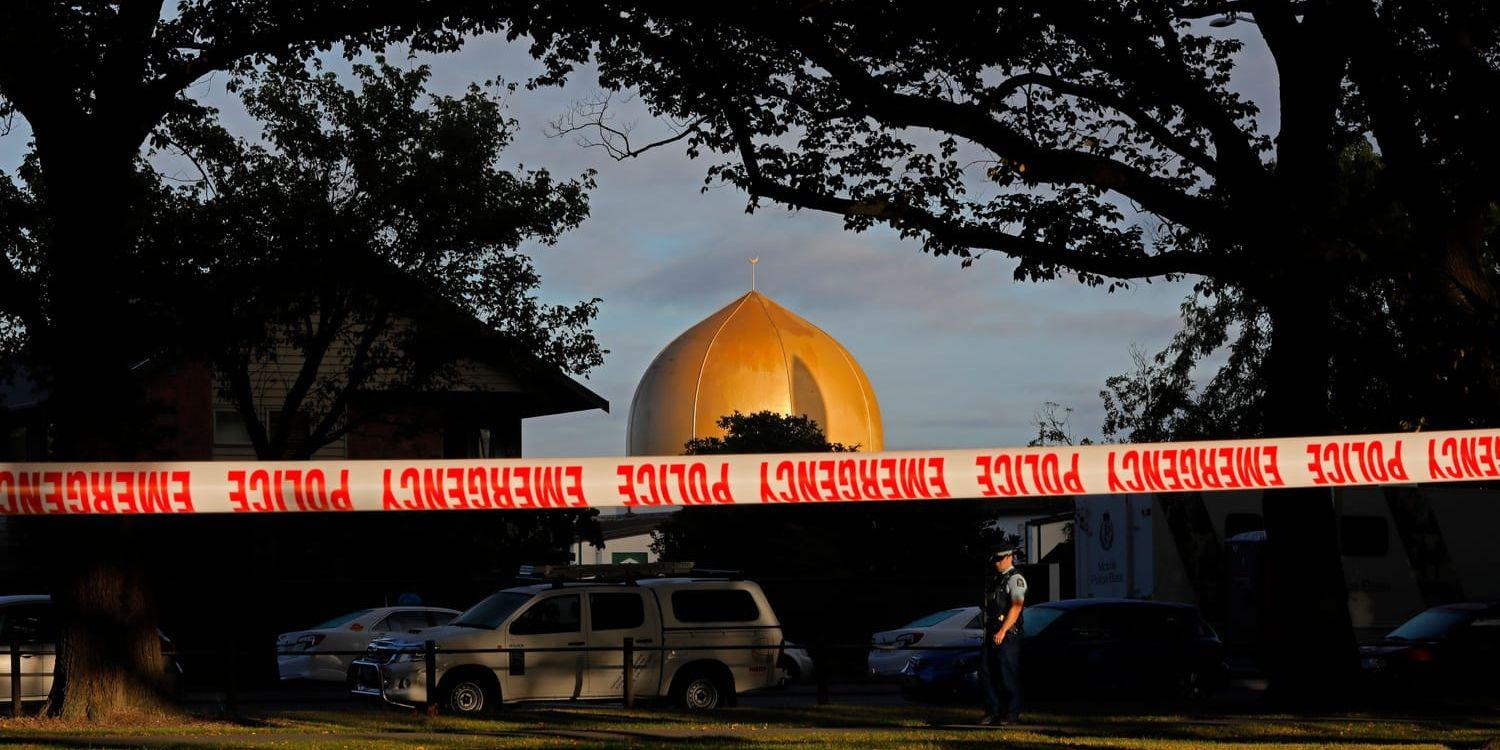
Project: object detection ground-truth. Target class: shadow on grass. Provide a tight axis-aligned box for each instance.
[253,695,1500,748]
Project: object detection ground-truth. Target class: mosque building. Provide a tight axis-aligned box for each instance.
[626,287,883,456]
[581,270,884,564]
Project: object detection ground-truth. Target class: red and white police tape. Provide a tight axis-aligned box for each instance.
[0,429,1496,515]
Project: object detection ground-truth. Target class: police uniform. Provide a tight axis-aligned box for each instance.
[980,549,1026,724]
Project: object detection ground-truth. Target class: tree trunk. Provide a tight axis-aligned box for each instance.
[1259,284,1360,703]
[34,134,148,459]
[48,522,172,719]
[32,132,172,718]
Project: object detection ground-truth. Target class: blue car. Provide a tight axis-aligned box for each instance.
[899,599,1228,701]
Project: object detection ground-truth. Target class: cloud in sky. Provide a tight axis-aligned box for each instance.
[0,23,1281,456]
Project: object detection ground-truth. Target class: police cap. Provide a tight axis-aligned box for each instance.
[989,547,1017,561]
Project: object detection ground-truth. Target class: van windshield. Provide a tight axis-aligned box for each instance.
[451,592,533,630]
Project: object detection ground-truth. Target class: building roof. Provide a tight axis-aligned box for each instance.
[597,512,672,542]
[627,290,881,456]
[366,262,607,418]
[0,267,608,420]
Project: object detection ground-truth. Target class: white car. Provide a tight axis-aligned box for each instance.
[277,606,460,682]
[868,606,983,678]
[1,595,180,703]
[778,642,815,687]
[0,595,55,704]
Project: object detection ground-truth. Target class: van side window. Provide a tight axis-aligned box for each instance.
[511,595,582,635]
[671,590,759,623]
[590,593,646,631]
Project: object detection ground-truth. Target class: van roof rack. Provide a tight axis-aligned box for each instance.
[517,561,696,584]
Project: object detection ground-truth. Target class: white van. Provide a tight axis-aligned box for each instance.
[349,577,784,713]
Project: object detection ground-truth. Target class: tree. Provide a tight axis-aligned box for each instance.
[166,59,601,460]
[506,1,1500,697]
[653,411,851,565]
[681,410,854,456]
[654,411,1026,660]
[1028,401,1094,448]
[0,3,591,717]
[1102,143,1500,444]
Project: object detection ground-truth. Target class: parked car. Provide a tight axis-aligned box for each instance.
[1359,602,1500,694]
[350,578,784,714]
[1,595,181,704]
[868,606,982,678]
[899,599,1227,700]
[777,642,814,687]
[277,606,460,682]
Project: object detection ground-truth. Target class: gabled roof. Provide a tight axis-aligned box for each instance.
[366,262,607,417]
[0,266,609,420]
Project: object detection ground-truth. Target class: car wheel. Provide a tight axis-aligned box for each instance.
[440,674,496,716]
[777,656,801,688]
[673,670,729,710]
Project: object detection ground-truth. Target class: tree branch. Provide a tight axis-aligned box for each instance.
[713,14,1240,241]
[547,93,708,161]
[726,114,1231,282]
[986,72,1220,177]
[304,304,391,456]
[222,351,273,459]
[1039,2,1268,191]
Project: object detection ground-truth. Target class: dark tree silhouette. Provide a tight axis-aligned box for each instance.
[0,3,592,717]
[168,59,601,460]
[503,1,1500,698]
[682,410,855,456]
[655,411,1022,664]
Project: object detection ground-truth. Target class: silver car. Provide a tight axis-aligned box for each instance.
[0,595,54,704]
[868,606,983,678]
[277,606,460,682]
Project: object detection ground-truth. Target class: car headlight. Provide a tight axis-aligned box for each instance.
[394,650,426,663]
[893,633,925,649]
[293,634,325,651]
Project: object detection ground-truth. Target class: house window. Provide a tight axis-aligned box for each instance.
[214,410,253,445]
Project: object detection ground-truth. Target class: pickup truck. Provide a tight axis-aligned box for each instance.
[350,577,784,713]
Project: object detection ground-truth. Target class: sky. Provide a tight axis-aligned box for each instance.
[0,24,1277,457]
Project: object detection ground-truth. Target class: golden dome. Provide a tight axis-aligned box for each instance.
[628,290,883,456]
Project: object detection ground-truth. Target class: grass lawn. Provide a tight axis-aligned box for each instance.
[1,700,1497,749]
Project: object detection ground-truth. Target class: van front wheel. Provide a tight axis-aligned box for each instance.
[437,669,499,716]
[673,669,730,710]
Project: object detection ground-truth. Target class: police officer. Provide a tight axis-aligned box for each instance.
[980,546,1026,725]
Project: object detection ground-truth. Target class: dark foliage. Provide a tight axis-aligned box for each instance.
[159,59,602,459]
[654,410,1035,665]
[682,410,856,455]
[496,1,1500,697]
